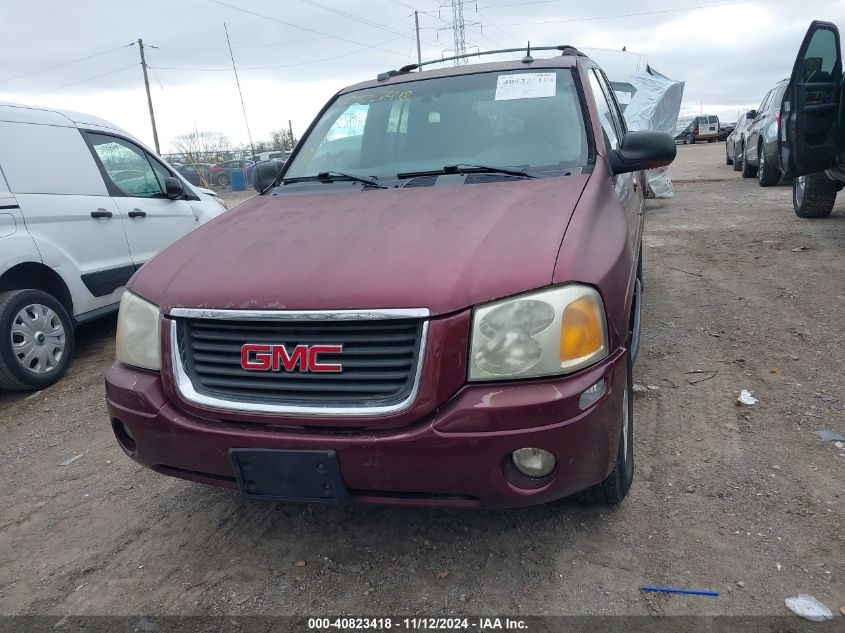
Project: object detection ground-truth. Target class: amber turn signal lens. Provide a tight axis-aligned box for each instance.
[560,296,605,365]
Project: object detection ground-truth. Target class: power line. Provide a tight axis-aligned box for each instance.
[471,6,518,45]
[152,15,412,50]
[298,0,439,45]
[490,0,761,26]
[0,43,135,85]
[208,0,407,57]
[36,64,137,95]
[386,0,446,23]
[149,35,407,72]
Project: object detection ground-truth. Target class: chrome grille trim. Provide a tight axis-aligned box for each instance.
[169,309,429,417]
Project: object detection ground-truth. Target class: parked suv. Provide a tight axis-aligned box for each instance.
[105,47,675,508]
[779,21,845,217]
[740,78,788,185]
[0,103,227,390]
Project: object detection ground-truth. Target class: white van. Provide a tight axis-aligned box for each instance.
[0,102,228,390]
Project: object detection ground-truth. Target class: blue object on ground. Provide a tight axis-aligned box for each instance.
[231,168,246,191]
[640,586,719,596]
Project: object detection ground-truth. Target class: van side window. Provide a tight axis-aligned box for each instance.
[147,156,173,190]
[588,69,620,150]
[85,133,165,198]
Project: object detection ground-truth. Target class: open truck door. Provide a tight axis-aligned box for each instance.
[779,21,842,179]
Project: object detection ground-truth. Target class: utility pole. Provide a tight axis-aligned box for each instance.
[414,11,422,67]
[288,119,294,151]
[137,39,160,154]
[224,23,256,158]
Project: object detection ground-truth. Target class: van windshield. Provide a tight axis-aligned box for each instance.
[284,69,589,180]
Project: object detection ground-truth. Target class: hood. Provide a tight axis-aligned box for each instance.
[130,175,589,316]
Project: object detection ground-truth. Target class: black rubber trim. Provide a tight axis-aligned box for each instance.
[0,204,20,210]
[73,301,119,325]
[80,264,141,297]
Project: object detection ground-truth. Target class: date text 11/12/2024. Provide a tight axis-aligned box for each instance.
[307,617,528,630]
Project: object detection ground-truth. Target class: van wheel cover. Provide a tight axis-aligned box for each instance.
[10,304,65,374]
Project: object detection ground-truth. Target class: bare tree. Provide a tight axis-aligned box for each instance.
[171,132,229,160]
[270,129,297,152]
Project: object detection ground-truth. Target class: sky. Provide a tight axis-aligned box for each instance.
[2,0,845,152]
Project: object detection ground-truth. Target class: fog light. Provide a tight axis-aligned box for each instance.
[511,448,556,478]
[111,418,137,454]
[579,379,606,410]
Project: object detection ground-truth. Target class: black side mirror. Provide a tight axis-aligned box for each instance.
[746,109,757,119]
[608,131,676,175]
[164,176,185,199]
[252,160,285,193]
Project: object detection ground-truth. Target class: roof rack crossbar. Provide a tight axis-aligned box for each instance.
[378,44,582,80]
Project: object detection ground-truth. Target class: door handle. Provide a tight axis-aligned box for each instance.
[90,209,113,219]
[128,210,147,219]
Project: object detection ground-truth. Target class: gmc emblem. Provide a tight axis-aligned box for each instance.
[240,343,343,373]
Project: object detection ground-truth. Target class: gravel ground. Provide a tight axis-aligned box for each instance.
[0,142,843,617]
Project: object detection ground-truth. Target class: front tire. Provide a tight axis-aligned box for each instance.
[216,173,230,187]
[732,141,742,172]
[726,150,733,165]
[575,346,634,505]
[0,289,74,390]
[793,173,838,218]
[757,145,779,186]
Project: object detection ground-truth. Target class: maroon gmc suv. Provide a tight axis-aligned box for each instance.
[105,46,675,508]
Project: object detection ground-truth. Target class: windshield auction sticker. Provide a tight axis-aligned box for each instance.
[494,73,556,101]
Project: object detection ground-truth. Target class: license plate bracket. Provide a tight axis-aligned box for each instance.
[229,448,350,504]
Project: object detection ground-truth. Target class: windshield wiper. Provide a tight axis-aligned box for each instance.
[281,171,387,189]
[397,164,536,180]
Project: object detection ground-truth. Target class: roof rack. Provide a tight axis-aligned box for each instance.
[377,43,583,81]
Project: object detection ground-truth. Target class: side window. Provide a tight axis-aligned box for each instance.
[597,70,627,135]
[802,26,839,81]
[384,98,409,161]
[588,69,621,150]
[758,91,772,114]
[148,156,172,189]
[85,133,164,198]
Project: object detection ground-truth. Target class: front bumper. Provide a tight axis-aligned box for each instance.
[105,349,626,508]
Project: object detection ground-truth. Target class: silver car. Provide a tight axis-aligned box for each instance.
[725,111,754,172]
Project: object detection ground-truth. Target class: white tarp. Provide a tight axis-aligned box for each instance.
[625,69,685,198]
[581,49,685,198]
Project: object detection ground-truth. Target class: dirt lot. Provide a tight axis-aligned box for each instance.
[1,142,843,617]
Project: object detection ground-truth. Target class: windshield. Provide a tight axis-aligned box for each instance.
[285,69,589,180]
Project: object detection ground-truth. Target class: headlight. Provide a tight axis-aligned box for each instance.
[115,291,161,370]
[469,285,608,381]
[211,194,228,210]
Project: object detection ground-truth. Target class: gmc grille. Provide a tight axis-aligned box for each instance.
[174,316,425,411]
